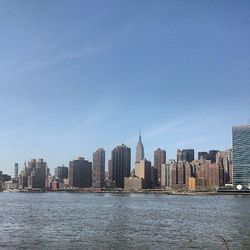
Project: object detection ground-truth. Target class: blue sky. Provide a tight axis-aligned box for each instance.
[0,0,249,175]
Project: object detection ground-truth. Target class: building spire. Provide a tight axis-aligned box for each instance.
[136,129,144,163]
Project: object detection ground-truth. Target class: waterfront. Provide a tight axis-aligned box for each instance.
[0,193,250,249]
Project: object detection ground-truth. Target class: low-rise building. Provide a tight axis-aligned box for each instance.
[4,179,18,190]
[124,177,143,191]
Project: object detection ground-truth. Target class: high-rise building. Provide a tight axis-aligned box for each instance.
[180,149,194,162]
[232,125,250,189]
[151,166,158,187]
[111,144,131,188]
[167,159,219,190]
[169,161,193,189]
[54,165,68,180]
[135,159,151,189]
[28,159,48,189]
[208,150,220,163]
[216,149,233,185]
[135,131,144,163]
[176,149,182,162]
[14,163,18,179]
[198,150,219,163]
[198,152,209,161]
[161,160,175,187]
[69,157,92,188]
[92,148,105,188]
[154,148,166,185]
[108,159,112,180]
[194,160,220,189]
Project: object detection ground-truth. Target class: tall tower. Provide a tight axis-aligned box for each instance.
[154,148,166,185]
[232,125,250,190]
[135,130,144,163]
[92,148,105,188]
[14,163,18,179]
[112,144,131,188]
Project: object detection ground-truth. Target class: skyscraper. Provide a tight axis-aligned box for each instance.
[177,149,194,162]
[54,165,68,180]
[154,148,166,185]
[135,130,144,163]
[198,150,219,163]
[198,152,209,161]
[14,163,18,179]
[135,159,151,189]
[111,144,131,188]
[92,148,105,188]
[232,125,250,190]
[108,159,112,180]
[216,149,233,185]
[69,157,92,188]
[28,159,48,189]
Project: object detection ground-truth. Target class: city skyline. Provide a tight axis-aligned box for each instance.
[0,0,250,175]
[1,128,241,178]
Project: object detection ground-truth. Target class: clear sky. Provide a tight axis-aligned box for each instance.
[0,0,249,176]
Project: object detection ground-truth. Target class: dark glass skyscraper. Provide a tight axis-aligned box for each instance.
[232,125,250,189]
[111,144,131,188]
[177,149,194,162]
[14,163,18,179]
[69,157,92,188]
[135,131,144,163]
[92,148,105,188]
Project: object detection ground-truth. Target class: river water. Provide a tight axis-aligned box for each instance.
[0,192,249,249]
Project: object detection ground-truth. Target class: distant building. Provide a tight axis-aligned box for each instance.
[198,152,209,161]
[124,177,143,191]
[51,179,65,191]
[176,149,182,162]
[0,171,3,189]
[111,144,131,188]
[135,131,144,163]
[135,159,151,189]
[188,177,206,191]
[216,149,233,185]
[69,157,92,188]
[162,159,220,191]
[28,159,48,189]
[0,172,12,189]
[232,125,250,189]
[154,148,166,185]
[151,166,158,188]
[161,160,175,187]
[193,159,220,189]
[14,163,18,179]
[208,150,220,163]
[4,179,18,190]
[54,165,68,180]
[169,161,194,190]
[92,148,105,188]
[108,159,112,180]
[198,150,219,163]
[177,149,194,163]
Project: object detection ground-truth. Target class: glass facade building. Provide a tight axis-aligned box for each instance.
[232,125,250,189]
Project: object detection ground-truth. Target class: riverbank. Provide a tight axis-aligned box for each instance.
[2,189,250,195]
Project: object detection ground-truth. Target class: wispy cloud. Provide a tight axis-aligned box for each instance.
[2,17,142,74]
[143,120,185,139]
